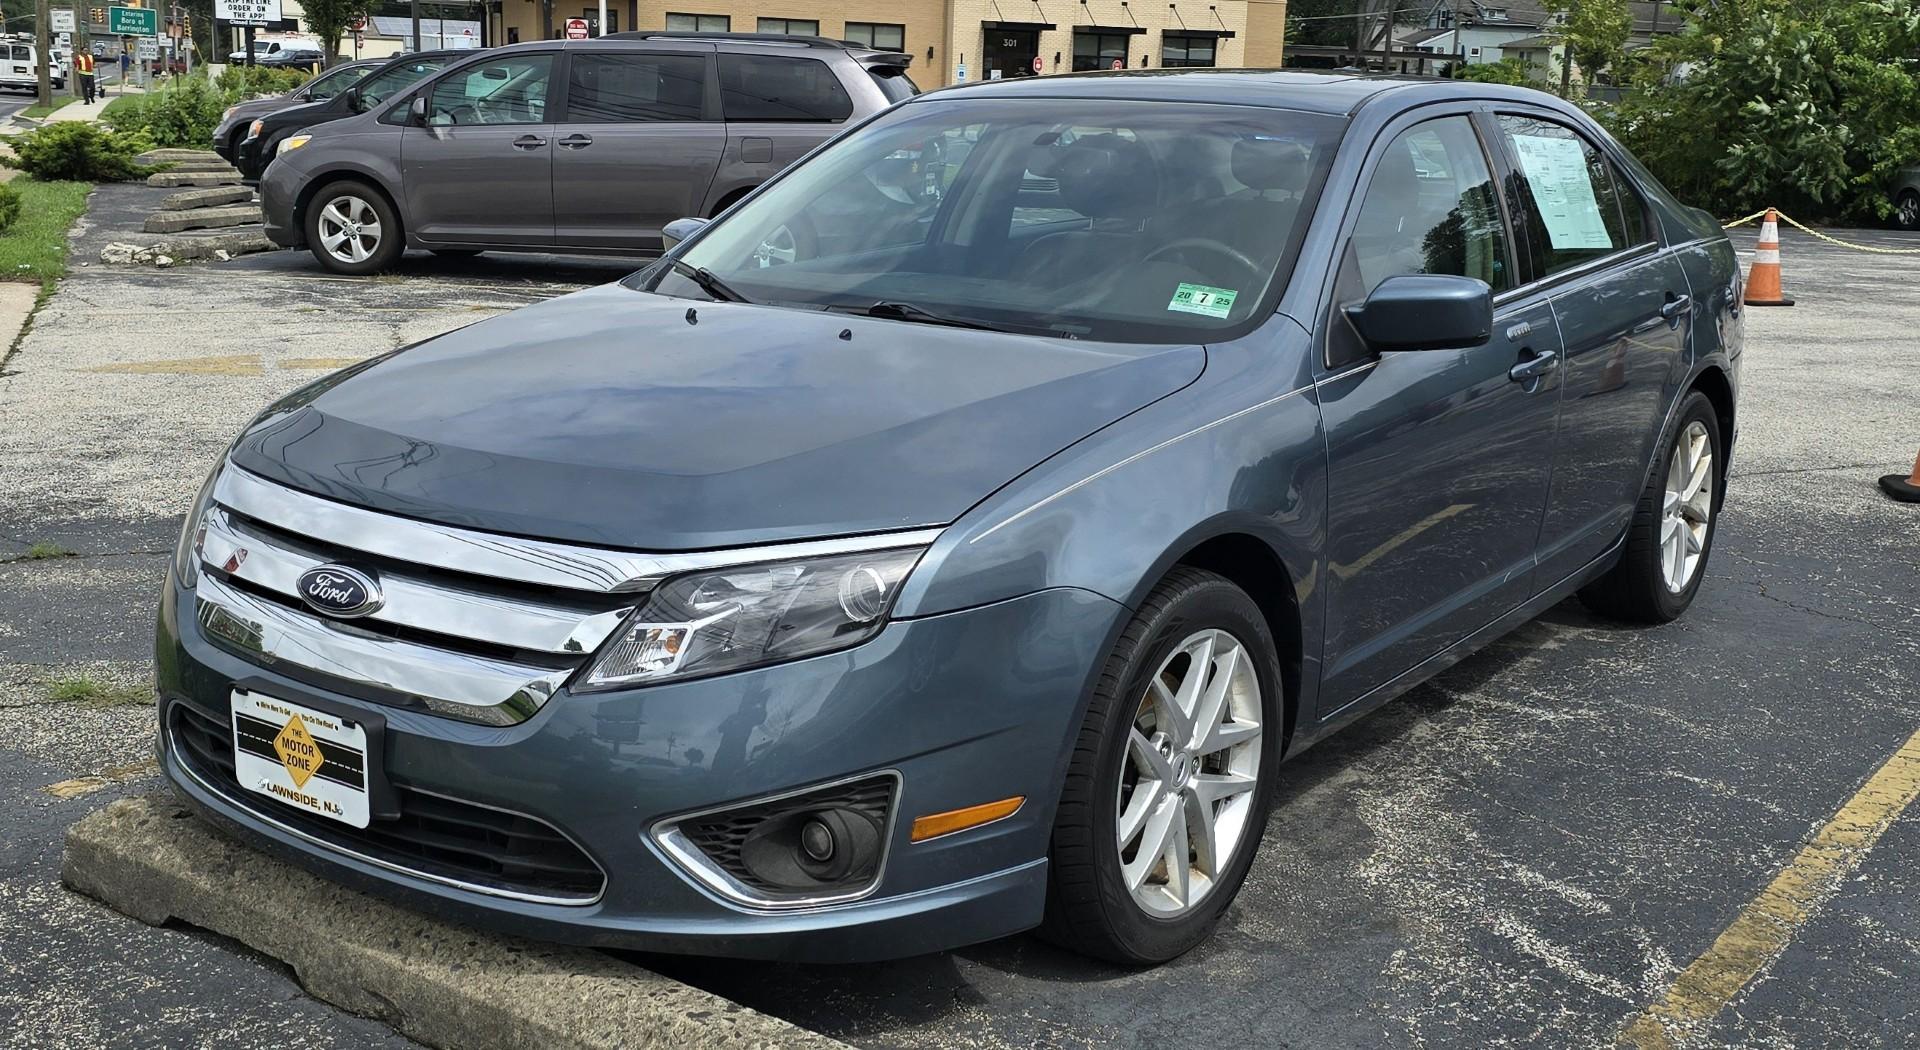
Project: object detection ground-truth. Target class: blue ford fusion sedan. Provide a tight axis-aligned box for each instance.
[158,69,1740,964]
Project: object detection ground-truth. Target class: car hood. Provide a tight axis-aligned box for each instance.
[230,284,1205,551]
[220,95,302,131]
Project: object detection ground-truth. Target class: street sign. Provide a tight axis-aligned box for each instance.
[213,0,282,29]
[1110,58,1122,70]
[108,6,158,35]
[57,32,72,46]
[1031,55,1042,73]
[564,17,589,39]
[51,8,76,32]
[136,38,158,60]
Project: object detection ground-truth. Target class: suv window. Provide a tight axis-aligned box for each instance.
[1496,115,1651,278]
[718,54,852,122]
[360,57,454,108]
[429,55,553,125]
[1350,116,1511,294]
[566,53,706,122]
[306,64,370,100]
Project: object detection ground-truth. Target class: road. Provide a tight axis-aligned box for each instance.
[1,197,1916,1048]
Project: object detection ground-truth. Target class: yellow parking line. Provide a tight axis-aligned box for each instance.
[43,759,160,799]
[1619,726,1920,1048]
[1330,503,1472,580]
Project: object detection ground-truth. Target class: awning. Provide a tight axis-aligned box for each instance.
[982,21,1057,31]
[1162,27,1237,39]
[1074,24,1148,35]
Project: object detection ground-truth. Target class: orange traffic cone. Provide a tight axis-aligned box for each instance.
[1880,451,1920,504]
[1744,208,1795,306]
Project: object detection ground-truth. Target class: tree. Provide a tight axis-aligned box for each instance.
[1543,0,1632,95]
[295,0,368,63]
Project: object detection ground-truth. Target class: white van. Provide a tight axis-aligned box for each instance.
[1,37,64,92]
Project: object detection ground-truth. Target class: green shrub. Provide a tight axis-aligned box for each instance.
[218,66,309,100]
[0,183,20,232]
[102,76,229,148]
[1456,56,1539,87]
[3,122,155,182]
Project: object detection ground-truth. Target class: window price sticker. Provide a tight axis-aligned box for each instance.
[1167,283,1238,319]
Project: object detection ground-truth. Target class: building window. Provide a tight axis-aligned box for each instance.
[1073,30,1132,71]
[758,17,820,36]
[665,13,729,32]
[843,22,905,51]
[1161,33,1217,67]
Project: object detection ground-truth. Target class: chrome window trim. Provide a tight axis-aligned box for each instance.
[1492,239,1660,308]
[215,463,945,594]
[649,769,902,911]
[166,717,605,906]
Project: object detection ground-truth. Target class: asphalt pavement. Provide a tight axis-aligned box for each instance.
[0,220,1915,1049]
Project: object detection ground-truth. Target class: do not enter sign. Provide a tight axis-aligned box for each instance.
[1030,55,1042,73]
[565,17,589,39]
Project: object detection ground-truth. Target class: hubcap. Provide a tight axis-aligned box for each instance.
[1901,196,1920,228]
[317,195,382,265]
[1660,420,1714,593]
[1115,628,1263,917]
[753,225,798,268]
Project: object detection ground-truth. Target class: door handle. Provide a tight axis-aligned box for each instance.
[1660,293,1692,324]
[1508,348,1560,385]
[558,134,593,150]
[512,135,547,151]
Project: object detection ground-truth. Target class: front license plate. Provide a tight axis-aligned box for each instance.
[231,689,370,828]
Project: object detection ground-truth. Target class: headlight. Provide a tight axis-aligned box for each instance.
[222,105,238,120]
[248,119,264,137]
[278,133,312,155]
[172,463,223,588]
[579,546,927,690]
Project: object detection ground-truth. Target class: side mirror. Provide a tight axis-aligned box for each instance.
[661,216,709,253]
[408,96,427,126]
[344,86,364,113]
[1344,274,1492,352]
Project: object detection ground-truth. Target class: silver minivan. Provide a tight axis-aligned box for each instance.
[258,33,917,274]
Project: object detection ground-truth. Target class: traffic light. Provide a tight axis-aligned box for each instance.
[90,7,107,26]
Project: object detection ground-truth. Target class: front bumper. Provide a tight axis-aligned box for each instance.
[258,162,302,248]
[157,572,1122,961]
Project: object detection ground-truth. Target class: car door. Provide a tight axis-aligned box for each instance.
[549,48,724,250]
[1488,112,1693,584]
[706,52,853,212]
[1316,111,1565,716]
[401,53,557,247]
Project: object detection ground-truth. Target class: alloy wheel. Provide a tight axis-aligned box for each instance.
[1660,420,1714,593]
[1900,194,1920,230]
[753,225,799,268]
[1115,628,1263,917]
[317,195,383,266]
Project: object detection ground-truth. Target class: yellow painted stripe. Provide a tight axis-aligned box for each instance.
[44,759,160,799]
[1330,503,1473,581]
[1619,727,1920,1049]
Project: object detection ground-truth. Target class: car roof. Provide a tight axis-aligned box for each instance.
[918,68,1549,117]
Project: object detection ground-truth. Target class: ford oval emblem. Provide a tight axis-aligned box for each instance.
[296,564,383,619]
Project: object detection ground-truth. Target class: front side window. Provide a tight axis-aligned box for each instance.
[718,54,852,122]
[1161,33,1217,68]
[1496,115,1651,278]
[306,63,371,100]
[427,55,553,125]
[665,12,729,32]
[566,53,706,122]
[1349,116,1511,294]
[1073,31,1132,71]
[359,57,454,108]
[844,22,905,51]
[756,17,819,35]
[649,99,1344,344]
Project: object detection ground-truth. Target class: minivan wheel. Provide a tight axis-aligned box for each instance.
[1895,190,1920,232]
[1041,567,1280,964]
[307,181,402,275]
[1580,391,1722,623]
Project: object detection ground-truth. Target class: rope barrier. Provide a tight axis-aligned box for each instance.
[1721,209,1920,254]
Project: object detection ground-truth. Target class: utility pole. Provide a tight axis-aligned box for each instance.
[410,0,421,50]
[34,0,52,107]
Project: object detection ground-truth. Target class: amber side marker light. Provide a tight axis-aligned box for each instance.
[910,796,1026,843]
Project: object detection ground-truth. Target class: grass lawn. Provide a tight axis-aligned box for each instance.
[98,94,143,125]
[21,96,79,120]
[0,176,92,294]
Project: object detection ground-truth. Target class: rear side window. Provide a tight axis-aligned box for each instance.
[869,69,918,103]
[1349,116,1511,294]
[718,54,852,122]
[566,53,707,122]
[1496,115,1652,278]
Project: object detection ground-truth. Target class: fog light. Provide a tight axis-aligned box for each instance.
[800,817,835,862]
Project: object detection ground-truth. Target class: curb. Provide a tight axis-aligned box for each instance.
[64,793,847,1050]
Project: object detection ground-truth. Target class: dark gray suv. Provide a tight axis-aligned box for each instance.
[258,33,916,273]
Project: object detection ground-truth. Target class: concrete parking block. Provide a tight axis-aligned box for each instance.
[158,185,255,211]
[64,794,845,1050]
[146,171,243,188]
[143,204,263,234]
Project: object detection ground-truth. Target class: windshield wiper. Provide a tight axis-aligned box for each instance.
[663,258,752,304]
[855,300,1001,332]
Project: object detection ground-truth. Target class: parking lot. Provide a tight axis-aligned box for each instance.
[1,184,1916,1048]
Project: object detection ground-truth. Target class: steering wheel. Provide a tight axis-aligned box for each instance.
[1143,238,1262,286]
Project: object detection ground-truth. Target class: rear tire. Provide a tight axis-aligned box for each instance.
[1040,567,1281,964]
[1895,190,1920,232]
[1580,391,1722,623]
[305,180,402,276]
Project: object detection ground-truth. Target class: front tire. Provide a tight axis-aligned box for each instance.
[306,180,402,276]
[1580,391,1722,622]
[1041,567,1281,964]
[1895,190,1920,232]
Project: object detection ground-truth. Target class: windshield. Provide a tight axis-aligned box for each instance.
[360,57,452,106]
[656,98,1343,343]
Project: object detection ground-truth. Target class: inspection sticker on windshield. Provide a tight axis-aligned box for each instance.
[1168,283,1238,319]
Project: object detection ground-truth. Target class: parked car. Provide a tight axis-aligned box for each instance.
[159,70,1740,964]
[0,37,62,92]
[259,33,918,272]
[1893,165,1920,231]
[259,47,327,70]
[229,38,321,64]
[212,59,381,165]
[233,50,466,182]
